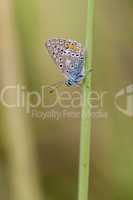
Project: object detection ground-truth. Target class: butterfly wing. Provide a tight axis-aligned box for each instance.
[45,38,85,79]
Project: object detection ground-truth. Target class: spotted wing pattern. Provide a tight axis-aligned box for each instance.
[45,38,85,79]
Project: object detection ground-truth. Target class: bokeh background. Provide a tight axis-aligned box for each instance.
[0,0,133,200]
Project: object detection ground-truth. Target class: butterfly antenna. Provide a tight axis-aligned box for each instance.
[48,80,64,93]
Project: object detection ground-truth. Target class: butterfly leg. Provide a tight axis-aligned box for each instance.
[82,68,93,88]
[84,68,93,78]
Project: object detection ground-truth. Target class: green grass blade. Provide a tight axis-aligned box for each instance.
[78,0,94,200]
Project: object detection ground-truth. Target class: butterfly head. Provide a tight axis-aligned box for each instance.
[65,79,76,87]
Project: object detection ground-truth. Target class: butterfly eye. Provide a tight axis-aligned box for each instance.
[66,80,72,86]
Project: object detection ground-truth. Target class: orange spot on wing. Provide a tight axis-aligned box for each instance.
[65,42,81,52]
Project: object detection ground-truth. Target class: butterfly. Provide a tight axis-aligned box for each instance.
[45,38,87,91]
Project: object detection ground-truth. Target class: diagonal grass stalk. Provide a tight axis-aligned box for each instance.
[78,0,94,200]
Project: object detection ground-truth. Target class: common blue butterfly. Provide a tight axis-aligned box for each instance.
[45,38,86,88]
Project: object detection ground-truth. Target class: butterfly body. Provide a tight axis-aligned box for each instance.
[45,38,85,87]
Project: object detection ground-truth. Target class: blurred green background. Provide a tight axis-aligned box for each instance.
[0,0,133,200]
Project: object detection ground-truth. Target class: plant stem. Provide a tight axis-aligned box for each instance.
[78,0,94,200]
